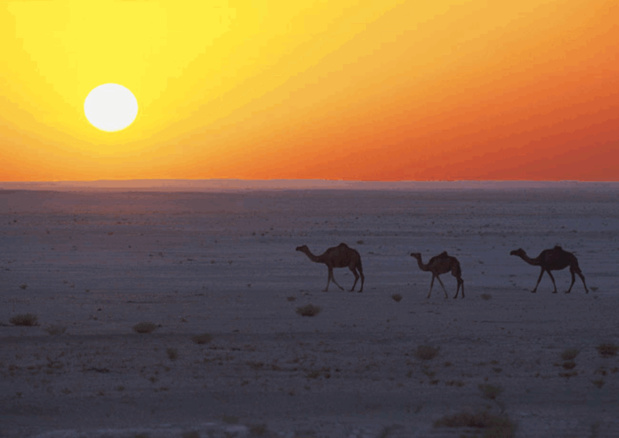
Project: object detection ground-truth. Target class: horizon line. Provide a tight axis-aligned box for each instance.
[1,178,618,192]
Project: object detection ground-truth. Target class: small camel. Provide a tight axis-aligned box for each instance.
[296,243,364,292]
[410,251,464,299]
[510,246,589,294]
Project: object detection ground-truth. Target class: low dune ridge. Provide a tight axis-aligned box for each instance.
[1,185,618,437]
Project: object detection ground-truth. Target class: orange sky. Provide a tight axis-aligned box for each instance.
[1,0,618,182]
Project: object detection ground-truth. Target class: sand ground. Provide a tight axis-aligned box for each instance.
[1,186,618,437]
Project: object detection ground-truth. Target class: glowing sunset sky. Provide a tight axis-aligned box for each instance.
[1,0,617,181]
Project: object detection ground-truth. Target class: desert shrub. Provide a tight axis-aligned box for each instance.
[9,313,39,327]
[132,322,158,334]
[391,293,403,302]
[480,293,492,301]
[434,411,516,438]
[296,304,322,317]
[191,333,213,345]
[592,378,605,389]
[45,325,67,335]
[414,345,439,361]
[166,348,178,360]
[597,343,619,358]
[478,383,503,400]
[561,348,580,361]
[562,360,576,370]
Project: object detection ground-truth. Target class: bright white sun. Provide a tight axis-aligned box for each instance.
[84,84,138,132]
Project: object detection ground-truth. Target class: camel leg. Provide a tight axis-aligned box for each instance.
[568,268,589,293]
[427,275,436,298]
[454,277,464,299]
[349,266,359,292]
[532,268,545,293]
[578,272,589,294]
[566,270,576,294]
[546,270,558,293]
[324,268,332,292]
[451,270,464,299]
[436,275,449,299]
[330,269,344,291]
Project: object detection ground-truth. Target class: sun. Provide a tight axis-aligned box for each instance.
[84,84,138,132]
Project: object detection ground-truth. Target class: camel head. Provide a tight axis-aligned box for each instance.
[410,252,421,260]
[510,248,525,257]
[296,245,309,253]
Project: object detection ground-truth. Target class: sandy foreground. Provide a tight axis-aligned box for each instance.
[1,185,618,437]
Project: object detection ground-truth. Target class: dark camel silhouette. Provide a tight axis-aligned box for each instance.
[510,246,588,293]
[296,243,364,292]
[410,251,464,299]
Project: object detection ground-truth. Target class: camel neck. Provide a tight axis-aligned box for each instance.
[414,256,429,271]
[302,249,322,263]
[518,253,540,266]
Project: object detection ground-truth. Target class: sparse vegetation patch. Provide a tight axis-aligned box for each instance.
[132,322,158,334]
[479,383,503,400]
[296,304,322,317]
[9,313,39,327]
[45,324,67,335]
[191,333,213,345]
[561,348,580,361]
[434,411,516,438]
[414,345,439,361]
[166,348,178,360]
[597,343,619,358]
[391,293,403,302]
[562,360,576,370]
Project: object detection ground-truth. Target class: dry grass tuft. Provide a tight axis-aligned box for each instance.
[167,348,179,360]
[9,313,39,327]
[480,293,492,301]
[191,333,213,345]
[296,304,322,317]
[132,322,158,334]
[45,324,67,335]
[597,343,619,358]
[478,383,503,400]
[414,345,440,361]
[434,411,516,438]
[561,348,580,361]
[391,294,403,302]
[562,360,576,370]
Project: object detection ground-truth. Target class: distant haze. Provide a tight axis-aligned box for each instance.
[1,179,618,192]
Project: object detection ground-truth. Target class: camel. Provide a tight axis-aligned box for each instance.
[510,246,589,294]
[410,251,464,299]
[296,243,364,292]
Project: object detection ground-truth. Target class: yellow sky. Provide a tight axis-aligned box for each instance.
[1,0,618,181]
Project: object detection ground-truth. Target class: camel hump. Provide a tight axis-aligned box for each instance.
[439,251,448,257]
[554,245,563,251]
[338,242,350,248]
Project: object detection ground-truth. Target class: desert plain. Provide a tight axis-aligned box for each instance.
[1,181,618,438]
